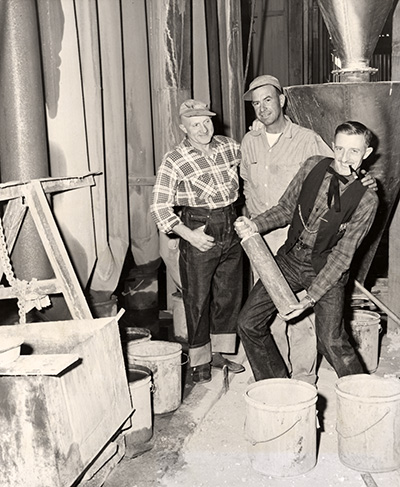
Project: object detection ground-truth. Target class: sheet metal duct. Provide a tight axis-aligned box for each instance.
[0,0,51,281]
[317,0,395,81]
[286,81,400,283]
[284,0,400,283]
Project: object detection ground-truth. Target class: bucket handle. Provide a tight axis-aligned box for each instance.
[337,408,390,439]
[165,352,189,368]
[245,416,301,445]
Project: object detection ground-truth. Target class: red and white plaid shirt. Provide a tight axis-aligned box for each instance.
[151,135,241,233]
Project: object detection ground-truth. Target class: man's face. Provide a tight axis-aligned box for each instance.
[180,115,214,148]
[332,133,373,176]
[251,85,285,128]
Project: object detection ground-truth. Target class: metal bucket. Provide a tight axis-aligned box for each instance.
[336,374,400,472]
[128,341,182,414]
[124,327,152,368]
[348,310,381,373]
[244,378,318,477]
[128,365,153,443]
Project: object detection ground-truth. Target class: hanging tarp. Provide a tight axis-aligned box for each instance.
[122,0,159,268]
[38,0,96,287]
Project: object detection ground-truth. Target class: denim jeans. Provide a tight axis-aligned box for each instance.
[179,204,243,367]
[238,244,364,381]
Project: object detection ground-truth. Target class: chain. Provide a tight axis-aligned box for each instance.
[298,205,318,234]
[0,215,27,324]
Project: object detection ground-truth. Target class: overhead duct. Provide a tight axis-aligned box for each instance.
[285,0,400,283]
[317,0,395,81]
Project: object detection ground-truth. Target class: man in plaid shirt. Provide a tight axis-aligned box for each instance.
[234,121,379,382]
[151,99,245,383]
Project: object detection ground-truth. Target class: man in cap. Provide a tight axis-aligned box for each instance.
[151,99,245,383]
[235,120,378,381]
[240,74,376,384]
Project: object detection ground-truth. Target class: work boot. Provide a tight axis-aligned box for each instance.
[192,363,211,383]
[211,352,245,373]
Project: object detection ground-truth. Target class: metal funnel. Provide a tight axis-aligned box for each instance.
[317,0,395,81]
[285,81,400,283]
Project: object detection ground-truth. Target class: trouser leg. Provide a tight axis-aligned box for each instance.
[314,284,364,377]
[210,235,243,353]
[287,291,317,384]
[237,279,288,381]
[179,205,242,367]
[179,238,216,367]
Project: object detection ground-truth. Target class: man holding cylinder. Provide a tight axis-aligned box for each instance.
[234,121,378,381]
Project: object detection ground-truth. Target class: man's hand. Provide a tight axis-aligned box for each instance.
[234,216,258,239]
[249,119,265,132]
[279,295,314,321]
[360,169,378,192]
[188,225,215,252]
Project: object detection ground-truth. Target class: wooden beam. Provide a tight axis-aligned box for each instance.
[23,181,92,320]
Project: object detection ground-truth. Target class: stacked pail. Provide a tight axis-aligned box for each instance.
[127,364,153,443]
[124,327,152,367]
[128,340,183,414]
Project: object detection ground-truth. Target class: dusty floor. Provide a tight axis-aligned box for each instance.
[101,311,400,487]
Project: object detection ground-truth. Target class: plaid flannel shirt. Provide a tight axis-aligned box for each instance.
[253,156,379,302]
[151,135,241,234]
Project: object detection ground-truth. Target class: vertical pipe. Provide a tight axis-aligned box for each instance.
[0,0,51,280]
[217,0,245,141]
[146,0,191,309]
[146,0,191,168]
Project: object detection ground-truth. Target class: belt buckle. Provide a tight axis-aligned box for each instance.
[295,240,305,251]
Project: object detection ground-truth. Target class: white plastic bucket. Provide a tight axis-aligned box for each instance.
[336,374,400,472]
[348,310,381,373]
[172,294,188,342]
[244,378,318,477]
[128,365,153,443]
[128,341,182,414]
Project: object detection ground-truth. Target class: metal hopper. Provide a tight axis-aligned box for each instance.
[285,0,399,283]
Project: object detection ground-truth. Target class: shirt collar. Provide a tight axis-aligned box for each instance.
[181,136,220,155]
[325,162,356,183]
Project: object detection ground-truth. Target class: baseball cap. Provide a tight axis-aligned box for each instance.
[243,75,283,101]
[179,99,216,117]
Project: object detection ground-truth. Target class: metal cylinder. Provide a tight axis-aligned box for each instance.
[241,233,298,316]
[0,0,51,280]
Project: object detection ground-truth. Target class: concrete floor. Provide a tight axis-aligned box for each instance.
[101,311,400,487]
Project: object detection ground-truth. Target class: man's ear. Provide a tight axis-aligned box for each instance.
[279,94,286,108]
[179,123,187,134]
[331,141,335,151]
[363,147,373,160]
